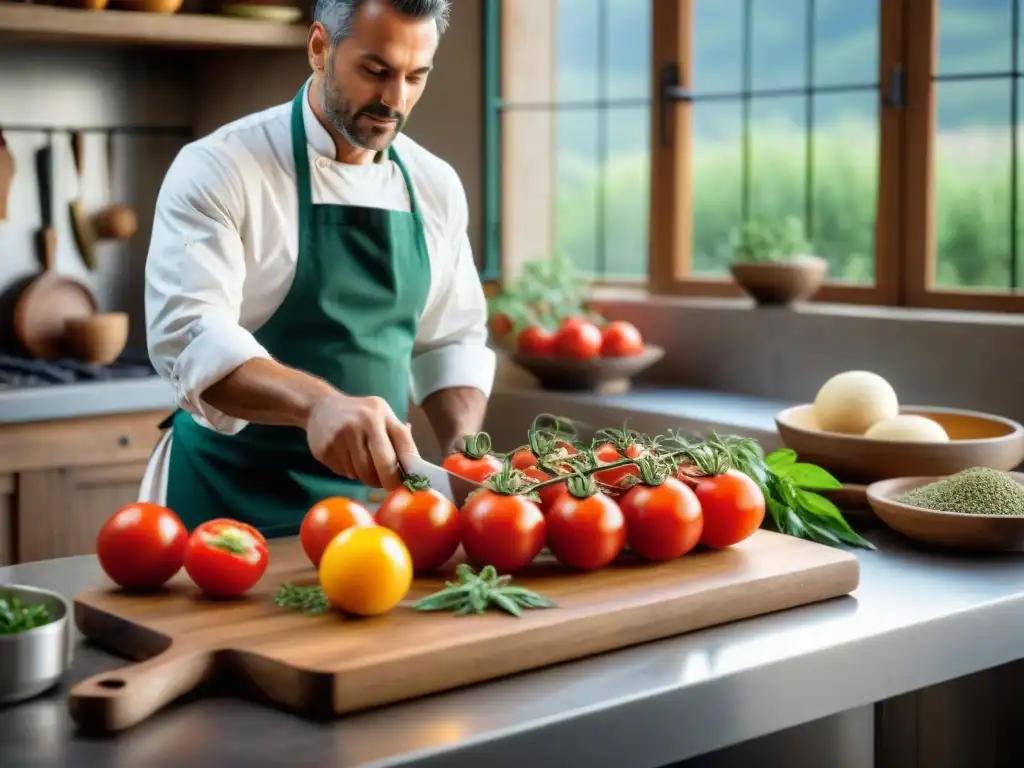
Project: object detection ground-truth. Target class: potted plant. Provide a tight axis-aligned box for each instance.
[727,217,828,306]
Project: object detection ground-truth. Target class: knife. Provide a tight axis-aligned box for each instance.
[398,453,486,507]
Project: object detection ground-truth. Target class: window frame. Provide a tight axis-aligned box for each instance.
[486,0,1024,313]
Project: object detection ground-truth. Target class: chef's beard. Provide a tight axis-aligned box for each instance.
[322,55,406,153]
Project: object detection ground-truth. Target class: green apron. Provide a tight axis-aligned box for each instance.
[162,85,431,539]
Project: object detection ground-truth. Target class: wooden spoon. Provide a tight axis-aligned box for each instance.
[0,125,13,221]
[92,130,138,241]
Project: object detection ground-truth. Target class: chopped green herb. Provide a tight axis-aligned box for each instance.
[274,583,330,615]
[0,595,52,635]
[413,564,557,618]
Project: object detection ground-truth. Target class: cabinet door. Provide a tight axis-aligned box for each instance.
[0,474,14,566]
[16,462,149,563]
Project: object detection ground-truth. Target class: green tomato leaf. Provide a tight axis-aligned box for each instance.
[782,462,842,490]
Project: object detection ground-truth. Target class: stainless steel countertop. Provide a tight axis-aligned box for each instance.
[0,377,175,424]
[3,522,1024,768]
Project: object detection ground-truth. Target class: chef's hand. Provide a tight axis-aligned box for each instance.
[305,393,418,490]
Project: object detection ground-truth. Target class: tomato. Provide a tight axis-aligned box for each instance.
[489,313,513,337]
[300,497,376,568]
[441,451,502,484]
[523,465,569,513]
[546,491,626,570]
[184,519,269,598]
[319,526,413,616]
[691,469,766,549]
[619,478,704,561]
[460,491,546,573]
[96,502,188,590]
[552,320,602,360]
[375,485,461,573]
[516,326,554,357]
[510,448,537,470]
[593,441,644,488]
[600,321,645,357]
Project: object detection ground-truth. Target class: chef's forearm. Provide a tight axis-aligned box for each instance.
[200,358,337,429]
[420,386,488,456]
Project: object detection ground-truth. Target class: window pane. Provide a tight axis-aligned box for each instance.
[938,0,1013,76]
[555,0,600,102]
[749,96,807,229]
[692,101,743,276]
[751,0,808,91]
[813,91,878,284]
[814,0,879,87]
[934,79,1013,291]
[555,110,600,275]
[602,107,650,279]
[693,0,744,95]
[606,0,651,100]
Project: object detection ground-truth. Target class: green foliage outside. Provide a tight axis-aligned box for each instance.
[554,119,1022,290]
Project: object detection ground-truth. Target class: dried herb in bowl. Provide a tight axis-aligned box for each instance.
[895,467,1024,516]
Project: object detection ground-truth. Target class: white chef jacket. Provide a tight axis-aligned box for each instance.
[138,79,496,506]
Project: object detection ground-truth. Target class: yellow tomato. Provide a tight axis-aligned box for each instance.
[318,526,413,616]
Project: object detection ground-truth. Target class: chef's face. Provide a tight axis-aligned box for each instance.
[316,2,438,152]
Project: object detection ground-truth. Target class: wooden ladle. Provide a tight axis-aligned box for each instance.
[92,130,138,241]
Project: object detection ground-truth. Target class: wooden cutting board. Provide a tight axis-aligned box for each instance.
[69,531,859,733]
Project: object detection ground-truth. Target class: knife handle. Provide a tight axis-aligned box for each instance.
[71,130,85,177]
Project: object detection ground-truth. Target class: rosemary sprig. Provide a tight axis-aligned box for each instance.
[412,564,557,618]
[274,583,330,615]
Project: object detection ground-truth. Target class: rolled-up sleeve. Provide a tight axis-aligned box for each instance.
[145,143,272,435]
[409,169,496,405]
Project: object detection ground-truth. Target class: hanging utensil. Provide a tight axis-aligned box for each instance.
[91,129,138,241]
[68,130,99,270]
[0,125,13,222]
[12,142,97,359]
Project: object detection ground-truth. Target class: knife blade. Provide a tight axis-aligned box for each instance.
[398,453,485,507]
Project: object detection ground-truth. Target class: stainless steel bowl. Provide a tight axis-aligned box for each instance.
[0,584,73,705]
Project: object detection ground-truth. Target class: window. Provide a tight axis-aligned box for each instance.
[486,0,1024,312]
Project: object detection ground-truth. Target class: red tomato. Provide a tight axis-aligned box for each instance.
[96,502,188,590]
[510,449,537,470]
[600,321,645,357]
[523,465,569,513]
[200,517,268,544]
[460,492,546,573]
[516,326,554,357]
[300,497,376,567]
[184,519,269,598]
[441,451,503,484]
[691,469,766,549]
[619,477,704,561]
[552,320,602,360]
[489,313,513,337]
[375,485,461,573]
[593,441,644,488]
[546,491,626,570]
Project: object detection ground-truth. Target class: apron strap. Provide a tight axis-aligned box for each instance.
[290,82,422,220]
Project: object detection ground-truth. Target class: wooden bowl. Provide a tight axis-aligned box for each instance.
[866,473,1024,551]
[776,404,1024,484]
[63,312,129,366]
[512,345,665,394]
[730,256,828,306]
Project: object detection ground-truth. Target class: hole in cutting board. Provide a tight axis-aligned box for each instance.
[98,679,125,690]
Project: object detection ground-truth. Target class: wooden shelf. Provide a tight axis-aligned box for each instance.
[0,5,309,50]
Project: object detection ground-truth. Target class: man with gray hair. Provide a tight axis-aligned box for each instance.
[140,0,495,538]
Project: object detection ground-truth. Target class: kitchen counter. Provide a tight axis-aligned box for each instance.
[0,377,175,424]
[4,522,1024,768]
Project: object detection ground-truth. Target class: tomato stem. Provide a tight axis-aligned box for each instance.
[565,472,598,499]
[461,432,493,460]
[202,527,255,556]
[402,473,432,493]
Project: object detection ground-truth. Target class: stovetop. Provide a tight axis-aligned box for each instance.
[0,353,157,390]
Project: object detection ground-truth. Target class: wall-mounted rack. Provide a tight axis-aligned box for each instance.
[0,124,194,138]
[0,5,308,50]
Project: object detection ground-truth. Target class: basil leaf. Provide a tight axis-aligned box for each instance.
[782,463,842,490]
[765,449,797,471]
[796,490,876,549]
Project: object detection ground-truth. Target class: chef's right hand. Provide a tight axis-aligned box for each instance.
[305,393,418,490]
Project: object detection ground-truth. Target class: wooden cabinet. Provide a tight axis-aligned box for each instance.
[0,410,168,566]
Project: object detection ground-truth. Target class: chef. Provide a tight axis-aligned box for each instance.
[138,0,495,538]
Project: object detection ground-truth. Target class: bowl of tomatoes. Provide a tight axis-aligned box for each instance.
[511,318,663,393]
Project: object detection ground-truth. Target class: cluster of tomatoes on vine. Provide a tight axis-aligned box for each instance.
[435,414,768,575]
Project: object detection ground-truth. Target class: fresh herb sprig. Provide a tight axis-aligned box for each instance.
[0,595,52,635]
[274,583,329,615]
[413,564,556,618]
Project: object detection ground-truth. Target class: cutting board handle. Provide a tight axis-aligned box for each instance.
[68,643,216,734]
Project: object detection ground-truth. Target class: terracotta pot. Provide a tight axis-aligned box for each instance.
[730,255,828,306]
